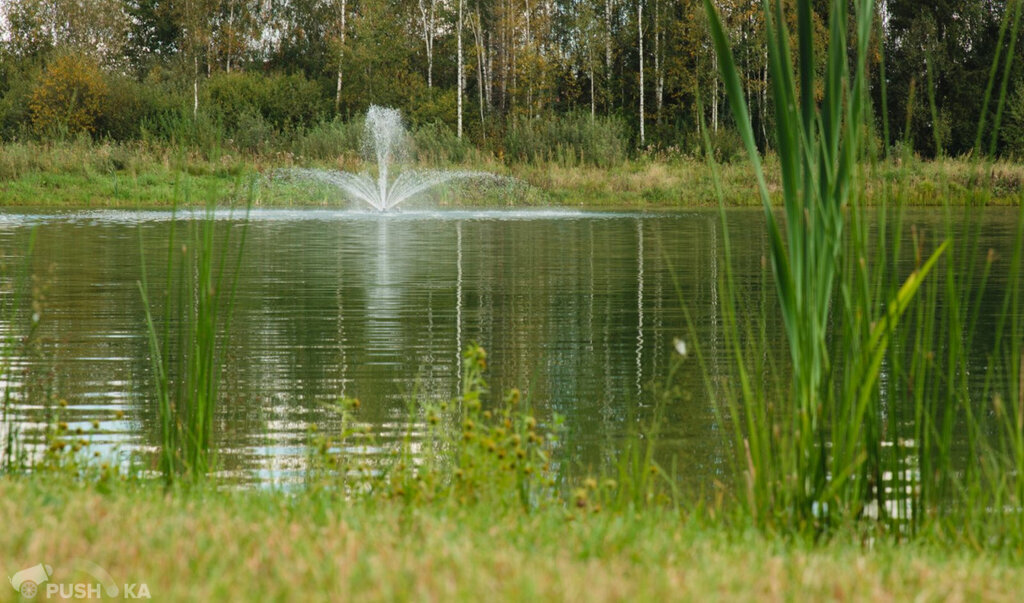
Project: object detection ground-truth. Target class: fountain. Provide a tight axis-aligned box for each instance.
[288,106,495,211]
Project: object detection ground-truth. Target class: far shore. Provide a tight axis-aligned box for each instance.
[1,140,1022,209]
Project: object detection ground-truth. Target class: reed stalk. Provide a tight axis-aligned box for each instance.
[139,194,248,485]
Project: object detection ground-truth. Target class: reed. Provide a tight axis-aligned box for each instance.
[138,191,248,484]
[701,0,1024,541]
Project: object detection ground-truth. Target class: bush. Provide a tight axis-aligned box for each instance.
[290,117,364,160]
[704,127,745,164]
[138,108,220,149]
[404,86,457,129]
[0,59,39,140]
[206,71,325,133]
[1001,84,1024,157]
[503,113,628,167]
[29,53,108,137]
[412,121,473,164]
[96,74,184,141]
[231,111,275,154]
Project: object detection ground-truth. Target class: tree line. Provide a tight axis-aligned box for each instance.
[2,0,1023,159]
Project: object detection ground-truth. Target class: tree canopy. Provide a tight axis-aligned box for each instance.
[0,0,1022,157]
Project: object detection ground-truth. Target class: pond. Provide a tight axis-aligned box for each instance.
[0,207,1018,487]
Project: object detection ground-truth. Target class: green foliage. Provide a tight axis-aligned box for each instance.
[139,196,249,485]
[206,71,325,132]
[702,0,1024,546]
[307,345,565,512]
[705,0,949,534]
[503,113,629,167]
[289,117,364,160]
[1001,83,1024,157]
[412,121,474,164]
[96,73,184,141]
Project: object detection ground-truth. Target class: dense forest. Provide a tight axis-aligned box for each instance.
[1,0,1023,160]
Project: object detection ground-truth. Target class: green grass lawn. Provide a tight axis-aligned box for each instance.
[1,478,1021,602]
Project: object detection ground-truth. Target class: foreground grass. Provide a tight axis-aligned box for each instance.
[1,140,1022,209]
[0,478,1021,602]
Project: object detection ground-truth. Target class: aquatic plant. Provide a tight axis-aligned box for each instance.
[139,193,248,484]
[702,0,1024,540]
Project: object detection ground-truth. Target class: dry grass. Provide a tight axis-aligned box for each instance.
[0,480,1022,602]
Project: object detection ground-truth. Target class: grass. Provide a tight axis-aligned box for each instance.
[138,196,247,485]
[3,478,1024,602]
[2,138,1024,209]
[696,0,1024,541]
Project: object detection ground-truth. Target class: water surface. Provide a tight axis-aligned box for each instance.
[0,207,1016,486]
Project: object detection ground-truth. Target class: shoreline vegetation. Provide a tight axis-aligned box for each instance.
[1,139,1022,209]
[3,479,1024,602]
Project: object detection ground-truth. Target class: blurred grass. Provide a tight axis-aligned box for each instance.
[1,478,1022,602]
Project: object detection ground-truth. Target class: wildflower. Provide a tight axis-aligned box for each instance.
[673,337,687,357]
[584,477,598,490]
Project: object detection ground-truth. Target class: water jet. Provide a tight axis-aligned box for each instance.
[288,106,495,211]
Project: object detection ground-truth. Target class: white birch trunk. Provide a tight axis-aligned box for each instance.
[458,0,464,138]
[335,0,347,112]
[418,0,436,88]
[638,0,644,146]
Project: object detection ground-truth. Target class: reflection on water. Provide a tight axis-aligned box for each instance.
[0,207,1017,488]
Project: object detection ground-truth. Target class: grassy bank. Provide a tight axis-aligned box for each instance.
[0,139,1021,209]
[2,478,1023,602]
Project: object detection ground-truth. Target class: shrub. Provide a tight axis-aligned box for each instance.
[231,111,275,154]
[412,121,473,164]
[0,60,39,140]
[206,71,325,133]
[290,117,364,160]
[29,53,108,137]
[1000,84,1024,157]
[97,74,184,141]
[503,113,628,167]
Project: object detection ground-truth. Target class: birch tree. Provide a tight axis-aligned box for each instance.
[637,0,644,146]
[334,0,347,112]
[418,0,438,87]
[458,0,464,137]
